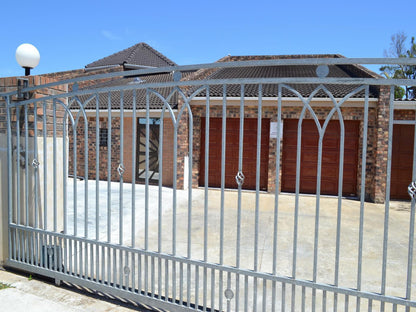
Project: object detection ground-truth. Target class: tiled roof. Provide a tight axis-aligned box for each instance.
[188,54,380,98]
[79,71,196,110]
[85,43,177,69]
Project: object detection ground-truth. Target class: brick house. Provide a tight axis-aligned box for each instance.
[60,43,185,187]
[16,43,413,203]
[181,55,414,202]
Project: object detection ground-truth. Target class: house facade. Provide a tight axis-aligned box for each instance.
[3,43,413,203]
[180,55,397,203]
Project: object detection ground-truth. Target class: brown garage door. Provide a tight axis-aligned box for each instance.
[199,118,270,190]
[391,124,414,200]
[281,119,359,196]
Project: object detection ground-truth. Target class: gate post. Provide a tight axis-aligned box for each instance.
[0,98,7,265]
[0,76,67,265]
[0,77,18,265]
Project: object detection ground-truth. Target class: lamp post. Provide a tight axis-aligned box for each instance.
[15,43,40,99]
[15,43,40,76]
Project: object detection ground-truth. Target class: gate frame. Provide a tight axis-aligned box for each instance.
[1,57,416,311]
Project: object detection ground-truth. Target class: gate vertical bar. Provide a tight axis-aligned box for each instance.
[380,86,395,312]
[131,91,137,294]
[292,113,303,312]
[272,85,283,312]
[144,90,150,299]
[220,84,227,312]
[72,110,78,239]
[62,103,67,234]
[203,86,210,310]
[253,84,263,311]
[236,84,245,312]
[158,106,164,300]
[119,91,124,245]
[357,85,370,312]
[312,118,324,312]
[107,92,112,243]
[7,95,13,260]
[95,94,100,241]
[43,101,47,230]
[16,105,21,228]
[119,91,125,290]
[334,111,345,312]
[83,102,89,239]
[53,100,58,232]
[131,90,137,248]
[145,90,150,251]
[33,101,39,229]
[24,104,29,227]
[405,94,416,312]
[187,95,194,307]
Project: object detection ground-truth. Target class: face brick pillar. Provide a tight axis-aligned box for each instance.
[373,85,392,203]
[175,97,189,189]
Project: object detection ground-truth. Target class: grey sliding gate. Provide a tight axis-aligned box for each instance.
[2,58,416,311]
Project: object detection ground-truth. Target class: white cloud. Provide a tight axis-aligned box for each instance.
[101,30,122,40]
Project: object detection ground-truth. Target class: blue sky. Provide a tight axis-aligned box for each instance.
[1,0,415,77]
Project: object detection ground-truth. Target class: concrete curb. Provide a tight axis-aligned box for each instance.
[0,268,150,311]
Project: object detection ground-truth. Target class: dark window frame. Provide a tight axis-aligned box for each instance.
[99,128,108,147]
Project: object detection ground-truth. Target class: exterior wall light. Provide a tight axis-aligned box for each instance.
[15,43,40,76]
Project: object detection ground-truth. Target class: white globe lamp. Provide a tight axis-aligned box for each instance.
[15,43,40,76]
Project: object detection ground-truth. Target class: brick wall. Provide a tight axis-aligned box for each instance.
[394,109,415,120]
[0,76,67,136]
[69,115,175,186]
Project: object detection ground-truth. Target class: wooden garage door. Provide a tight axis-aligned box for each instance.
[199,118,270,190]
[391,124,414,200]
[281,119,360,196]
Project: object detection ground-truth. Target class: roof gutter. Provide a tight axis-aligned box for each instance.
[123,64,158,70]
[84,64,121,72]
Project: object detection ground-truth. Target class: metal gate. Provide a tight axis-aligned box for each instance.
[2,58,416,311]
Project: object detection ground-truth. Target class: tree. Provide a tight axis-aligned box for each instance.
[380,32,416,100]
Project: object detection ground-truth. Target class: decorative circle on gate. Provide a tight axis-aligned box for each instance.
[123,266,130,275]
[235,171,245,187]
[408,181,416,199]
[117,164,125,176]
[224,288,234,300]
[31,158,40,169]
[316,65,329,78]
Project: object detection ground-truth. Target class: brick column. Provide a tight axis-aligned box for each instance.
[176,98,189,189]
[373,86,391,203]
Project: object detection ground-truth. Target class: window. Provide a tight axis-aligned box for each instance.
[99,128,108,147]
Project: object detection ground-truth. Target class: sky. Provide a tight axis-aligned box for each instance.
[1,0,415,77]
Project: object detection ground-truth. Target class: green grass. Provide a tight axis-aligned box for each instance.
[0,282,14,290]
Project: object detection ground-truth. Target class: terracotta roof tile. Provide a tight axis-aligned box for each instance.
[187,54,380,98]
[85,43,177,69]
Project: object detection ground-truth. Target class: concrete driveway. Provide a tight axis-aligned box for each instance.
[65,181,415,310]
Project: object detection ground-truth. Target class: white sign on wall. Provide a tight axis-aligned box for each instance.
[270,121,283,139]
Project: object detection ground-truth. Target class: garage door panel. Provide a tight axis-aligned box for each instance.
[200,117,270,190]
[391,124,414,199]
[322,151,339,163]
[320,165,338,177]
[303,136,319,146]
[282,119,359,196]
